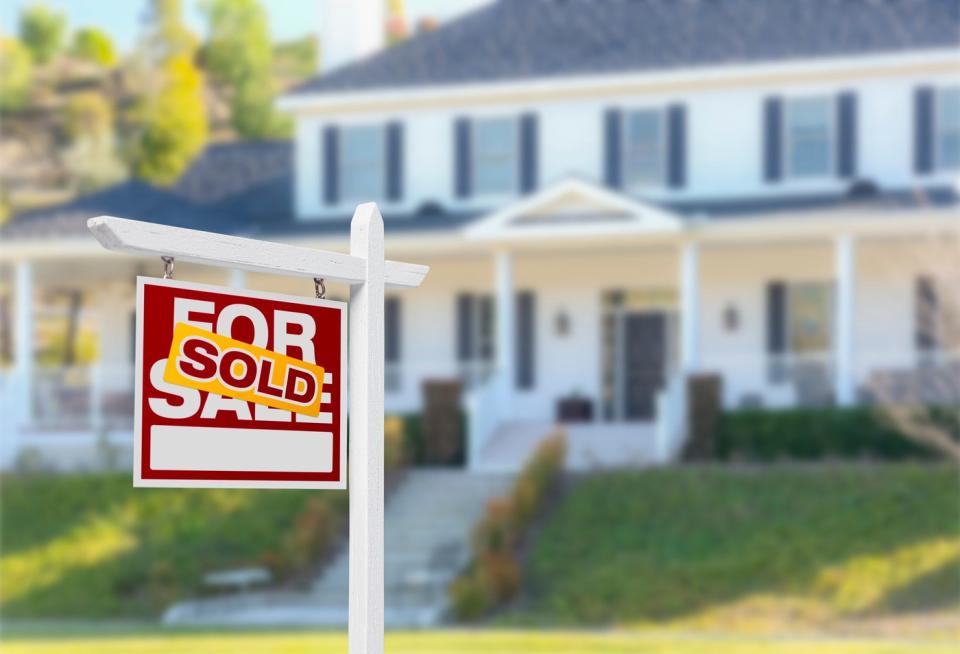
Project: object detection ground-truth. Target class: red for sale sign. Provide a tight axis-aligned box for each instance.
[134,277,346,489]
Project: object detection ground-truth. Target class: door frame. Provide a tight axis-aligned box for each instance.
[605,306,678,423]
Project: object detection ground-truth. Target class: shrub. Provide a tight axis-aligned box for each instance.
[449,571,492,622]
[450,431,567,621]
[715,407,937,462]
[384,415,407,471]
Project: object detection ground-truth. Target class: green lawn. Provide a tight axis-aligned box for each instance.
[1,628,956,654]
[518,464,960,634]
[0,473,347,618]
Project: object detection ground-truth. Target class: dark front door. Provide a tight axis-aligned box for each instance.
[622,313,666,420]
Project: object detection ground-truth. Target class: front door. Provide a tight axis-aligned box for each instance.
[622,313,666,420]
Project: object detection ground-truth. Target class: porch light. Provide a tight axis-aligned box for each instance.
[555,310,571,337]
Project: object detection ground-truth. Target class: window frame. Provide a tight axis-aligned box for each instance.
[783,95,836,180]
[784,281,834,357]
[621,106,667,189]
[934,86,960,172]
[470,116,520,197]
[339,124,386,202]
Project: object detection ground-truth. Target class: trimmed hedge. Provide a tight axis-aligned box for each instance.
[392,412,466,467]
[715,407,943,461]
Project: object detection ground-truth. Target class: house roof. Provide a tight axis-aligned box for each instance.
[289,0,959,97]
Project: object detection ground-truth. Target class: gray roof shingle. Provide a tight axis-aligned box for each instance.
[289,0,960,97]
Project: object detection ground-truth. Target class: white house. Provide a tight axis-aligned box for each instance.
[1,0,958,471]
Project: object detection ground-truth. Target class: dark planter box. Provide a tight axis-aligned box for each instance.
[557,396,593,423]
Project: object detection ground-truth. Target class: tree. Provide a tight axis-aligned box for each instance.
[201,0,288,138]
[143,0,197,64]
[132,54,207,185]
[18,3,66,64]
[61,92,126,191]
[71,27,116,67]
[0,36,33,111]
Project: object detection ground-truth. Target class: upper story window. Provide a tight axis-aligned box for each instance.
[340,125,385,201]
[472,117,518,195]
[784,96,834,178]
[936,87,960,171]
[623,108,665,187]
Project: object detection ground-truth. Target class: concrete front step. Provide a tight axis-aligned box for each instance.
[164,469,513,627]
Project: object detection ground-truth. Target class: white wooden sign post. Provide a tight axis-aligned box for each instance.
[88,203,427,654]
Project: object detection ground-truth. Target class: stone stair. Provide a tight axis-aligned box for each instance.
[164,469,512,627]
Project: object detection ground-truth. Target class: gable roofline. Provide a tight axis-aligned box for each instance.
[279,47,959,114]
[465,176,683,242]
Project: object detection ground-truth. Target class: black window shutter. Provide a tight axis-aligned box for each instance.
[763,97,783,182]
[385,297,401,363]
[478,296,495,361]
[520,113,538,194]
[667,104,687,188]
[516,291,536,389]
[322,125,339,205]
[454,117,472,198]
[386,121,403,202]
[837,91,857,178]
[604,108,623,188]
[766,281,786,355]
[915,276,939,351]
[914,86,935,174]
[456,293,474,361]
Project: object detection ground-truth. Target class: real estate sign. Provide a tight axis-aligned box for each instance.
[134,277,346,489]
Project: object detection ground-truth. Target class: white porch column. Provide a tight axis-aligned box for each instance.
[14,260,34,434]
[680,242,700,374]
[834,234,856,406]
[228,268,246,289]
[495,251,515,412]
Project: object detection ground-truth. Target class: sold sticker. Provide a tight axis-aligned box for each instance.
[164,322,326,417]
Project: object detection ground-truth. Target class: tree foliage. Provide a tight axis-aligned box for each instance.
[71,27,116,67]
[62,92,113,142]
[0,36,33,111]
[18,3,66,65]
[201,0,288,139]
[132,54,208,185]
[143,0,197,63]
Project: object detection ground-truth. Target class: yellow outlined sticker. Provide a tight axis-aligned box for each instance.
[163,322,325,417]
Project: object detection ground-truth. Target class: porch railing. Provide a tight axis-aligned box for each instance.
[28,363,135,432]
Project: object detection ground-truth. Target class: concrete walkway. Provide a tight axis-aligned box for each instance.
[476,421,660,472]
[163,469,512,627]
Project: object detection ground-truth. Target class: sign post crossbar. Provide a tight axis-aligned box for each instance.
[88,202,425,654]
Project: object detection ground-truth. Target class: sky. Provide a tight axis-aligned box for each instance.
[0,0,491,51]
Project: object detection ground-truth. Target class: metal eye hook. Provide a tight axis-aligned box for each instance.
[161,256,175,279]
[314,277,326,300]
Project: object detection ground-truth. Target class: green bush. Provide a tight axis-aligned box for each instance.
[715,407,938,462]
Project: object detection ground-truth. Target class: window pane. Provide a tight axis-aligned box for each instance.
[625,109,662,186]
[341,126,384,199]
[472,118,517,195]
[787,98,831,177]
[788,283,832,353]
[937,87,960,170]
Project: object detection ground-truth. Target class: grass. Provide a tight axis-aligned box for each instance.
[517,464,960,634]
[1,627,957,654]
[0,472,347,618]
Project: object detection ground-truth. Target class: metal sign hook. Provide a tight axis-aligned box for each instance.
[161,256,175,279]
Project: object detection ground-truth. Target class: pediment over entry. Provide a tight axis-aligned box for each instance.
[465,177,683,240]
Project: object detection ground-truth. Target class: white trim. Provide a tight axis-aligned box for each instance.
[783,94,837,180]
[278,49,960,114]
[465,176,682,240]
[622,106,668,191]
[339,123,387,204]
[470,115,521,199]
[934,85,960,172]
